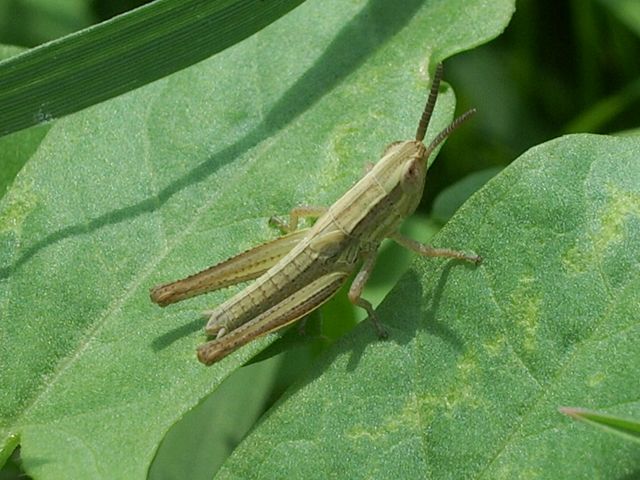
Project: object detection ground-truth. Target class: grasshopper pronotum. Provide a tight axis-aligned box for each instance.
[150,63,481,365]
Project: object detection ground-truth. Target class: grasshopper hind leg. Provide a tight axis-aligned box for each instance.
[197,271,349,365]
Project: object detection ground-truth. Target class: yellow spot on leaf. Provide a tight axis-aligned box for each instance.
[0,179,38,235]
[508,276,540,353]
[586,371,606,388]
[563,184,640,272]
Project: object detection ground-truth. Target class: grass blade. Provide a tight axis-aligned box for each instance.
[0,0,306,138]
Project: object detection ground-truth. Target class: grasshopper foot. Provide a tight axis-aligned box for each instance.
[369,315,389,340]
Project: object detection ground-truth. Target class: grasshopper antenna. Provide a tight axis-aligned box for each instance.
[415,63,477,154]
[415,63,444,142]
[425,108,476,157]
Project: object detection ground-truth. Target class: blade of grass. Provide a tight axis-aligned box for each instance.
[0,0,306,138]
[560,407,640,443]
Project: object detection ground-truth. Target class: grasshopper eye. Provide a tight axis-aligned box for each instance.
[401,159,423,192]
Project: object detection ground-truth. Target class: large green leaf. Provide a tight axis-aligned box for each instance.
[0,0,515,478]
[217,134,640,478]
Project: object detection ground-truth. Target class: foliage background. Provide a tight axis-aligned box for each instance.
[0,0,639,478]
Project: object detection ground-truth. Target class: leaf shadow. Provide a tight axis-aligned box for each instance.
[0,0,429,280]
[342,270,427,371]
[421,260,469,352]
[620,468,640,480]
[341,261,468,370]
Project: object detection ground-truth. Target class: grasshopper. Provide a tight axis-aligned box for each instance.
[150,63,480,365]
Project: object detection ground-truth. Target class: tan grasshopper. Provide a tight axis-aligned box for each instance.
[150,63,480,365]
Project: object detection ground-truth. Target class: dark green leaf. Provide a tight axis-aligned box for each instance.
[598,0,640,36]
[149,357,281,479]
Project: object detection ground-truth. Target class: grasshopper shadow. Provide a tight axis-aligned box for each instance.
[273,261,468,403]
[1,0,428,280]
[420,261,468,352]
[341,262,466,370]
[151,315,203,352]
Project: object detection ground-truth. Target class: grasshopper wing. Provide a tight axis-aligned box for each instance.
[150,228,310,306]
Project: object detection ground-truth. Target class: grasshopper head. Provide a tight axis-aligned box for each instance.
[399,141,428,195]
[367,64,475,219]
[392,63,476,196]
[374,140,427,196]
[385,64,475,215]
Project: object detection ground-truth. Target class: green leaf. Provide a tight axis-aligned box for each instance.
[597,0,640,36]
[0,0,94,47]
[0,0,515,478]
[0,0,308,138]
[565,77,640,134]
[216,135,640,478]
[560,407,640,444]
